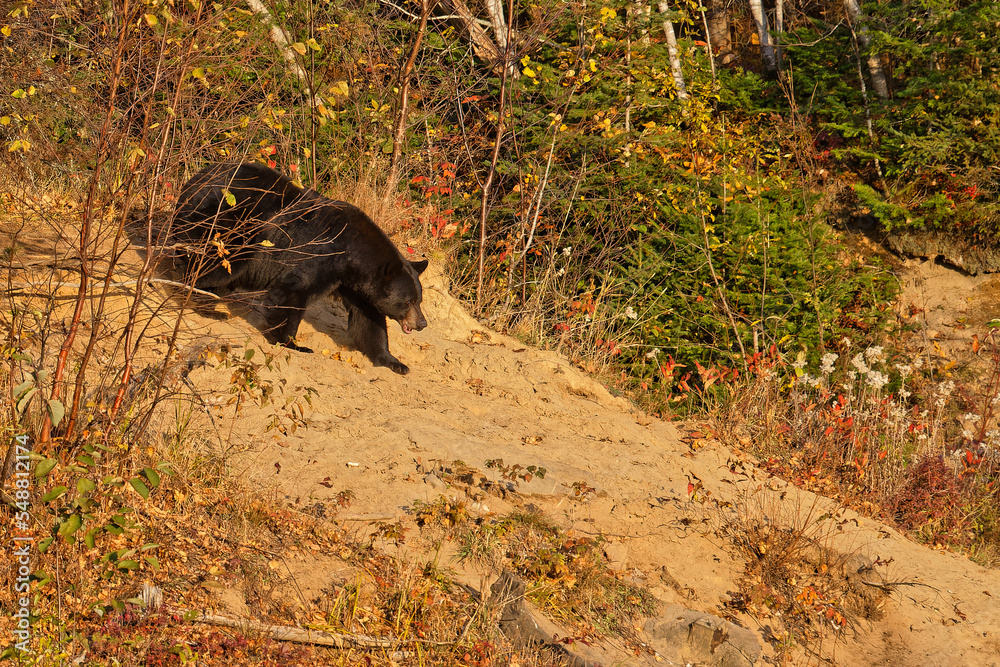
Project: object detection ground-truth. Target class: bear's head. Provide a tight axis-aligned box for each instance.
[378,259,428,334]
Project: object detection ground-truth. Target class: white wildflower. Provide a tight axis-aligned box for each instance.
[792,358,807,370]
[624,306,638,320]
[851,353,869,375]
[962,430,974,440]
[557,267,565,276]
[645,348,660,360]
[963,413,982,423]
[894,364,912,378]
[867,371,889,390]
[842,337,852,348]
[562,246,572,257]
[820,353,838,375]
[864,346,885,363]
[913,356,924,369]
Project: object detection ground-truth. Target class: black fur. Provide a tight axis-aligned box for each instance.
[170,162,427,374]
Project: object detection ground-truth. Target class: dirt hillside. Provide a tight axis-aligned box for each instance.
[164,259,1000,667]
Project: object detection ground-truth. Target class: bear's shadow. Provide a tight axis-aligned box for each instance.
[171,288,356,353]
[126,211,355,352]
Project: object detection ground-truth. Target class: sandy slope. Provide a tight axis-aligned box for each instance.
[171,264,1000,666]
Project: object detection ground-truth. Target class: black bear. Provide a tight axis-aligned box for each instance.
[169,162,427,375]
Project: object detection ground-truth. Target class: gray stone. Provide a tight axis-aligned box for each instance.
[645,605,761,666]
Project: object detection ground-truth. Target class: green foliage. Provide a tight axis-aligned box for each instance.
[785,1,1000,233]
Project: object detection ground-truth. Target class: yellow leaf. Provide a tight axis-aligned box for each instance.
[27,86,35,96]
[192,67,205,80]
[260,240,274,247]
[0,116,8,125]
[330,80,349,98]
[292,42,307,56]
[305,37,321,52]
[751,33,760,45]
[589,59,597,72]
[1,25,10,36]
[522,66,536,77]
[144,13,157,27]
[222,188,236,206]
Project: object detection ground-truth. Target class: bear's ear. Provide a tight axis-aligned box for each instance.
[410,258,429,275]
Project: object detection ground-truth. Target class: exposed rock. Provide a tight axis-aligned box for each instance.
[885,229,1000,275]
[645,606,761,667]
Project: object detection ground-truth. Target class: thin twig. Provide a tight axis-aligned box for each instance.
[5,279,222,300]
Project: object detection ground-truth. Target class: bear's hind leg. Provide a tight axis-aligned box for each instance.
[261,285,312,353]
[343,296,409,375]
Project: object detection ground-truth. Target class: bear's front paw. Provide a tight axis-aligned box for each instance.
[388,361,410,375]
[282,341,314,354]
[374,354,409,375]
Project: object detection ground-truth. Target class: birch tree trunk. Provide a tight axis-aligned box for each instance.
[483,0,508,52]
[656,1,688,100]
[436,0,515,76]
[843,0,889,99]
[748,0,777,73]
[246,0,315,103]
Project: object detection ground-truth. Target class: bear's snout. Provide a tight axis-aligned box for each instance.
[398,304,427,334]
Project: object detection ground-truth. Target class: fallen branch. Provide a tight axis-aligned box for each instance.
[195,613,452,649]
[197,613,399,648]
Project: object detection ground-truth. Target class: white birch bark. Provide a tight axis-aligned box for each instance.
[656,1,688,100]
[844,0,889,99]
[483,0,508,52]
[245,0,315,103]
[748,0,777,73]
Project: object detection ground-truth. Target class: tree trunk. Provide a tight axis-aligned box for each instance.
[704,0,732,64]
[656,1,688,100]
[483,0,508,52]
[843,0,889,99]
[436,0,515,76]
[748,0,777,73]
[246,0,315,104]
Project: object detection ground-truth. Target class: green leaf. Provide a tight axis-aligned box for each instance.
[244,348,255,361]
[38,537,53,553]
[16,387,37,413]
[144,555,161,570]
[35,457,57,479]
[84,528,98,549]
[77,478,97,494]
[142,467,161,488]
[13,380,33,399]
[130,478,150,499]
[41,485,68,502]
[117,560,140,570]
[222,188,236,206]
[58,513,82,537]
[47,399,65,427]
